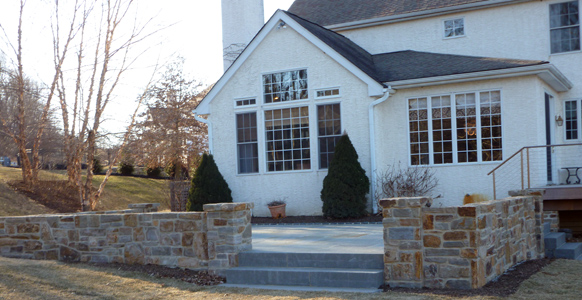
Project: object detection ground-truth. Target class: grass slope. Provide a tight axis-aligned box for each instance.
[0,166,171,215]
[0,257,580,299]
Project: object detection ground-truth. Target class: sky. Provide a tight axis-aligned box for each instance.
[0,0,295,137]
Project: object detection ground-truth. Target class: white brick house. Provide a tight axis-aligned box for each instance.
[196,0,580,216]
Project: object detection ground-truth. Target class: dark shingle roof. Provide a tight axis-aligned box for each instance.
[289,0,495,27]
[373,51,547,82]
[284,11,547,84]
[284,11,381,82]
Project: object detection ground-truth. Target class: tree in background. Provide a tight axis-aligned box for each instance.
[187,153,232,212]
[132,58,208,179]
[321,134,370,218]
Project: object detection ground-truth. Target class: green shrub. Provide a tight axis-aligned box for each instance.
[92,158,103,174]
[118,162,134,175]
[146,167,162,178]
[321,134,369,218]
[187,153,232,211]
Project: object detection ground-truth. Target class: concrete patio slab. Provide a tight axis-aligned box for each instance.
[250,224,384,254]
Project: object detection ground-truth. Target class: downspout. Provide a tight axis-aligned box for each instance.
[194,111,213,154]
[369,87,395,214]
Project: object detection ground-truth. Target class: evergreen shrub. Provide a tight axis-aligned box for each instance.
[321,134,369,218]
[187,153,232,211]
[118,162,134,175]
[146,167,162,178]
[92,158,103,174]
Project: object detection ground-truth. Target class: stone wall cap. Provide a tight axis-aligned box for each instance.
[508,189,545,197]
[203,202,254,212]
[379,197,432,208]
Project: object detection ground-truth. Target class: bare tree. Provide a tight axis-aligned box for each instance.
[132,58,208,179]
[374,162,439,203]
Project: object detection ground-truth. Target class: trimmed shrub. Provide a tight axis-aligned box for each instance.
[187,153,232,211]
[118,162,134,175]
[146,167,162,178]
[321,134,369,218]
[92,158,103,174]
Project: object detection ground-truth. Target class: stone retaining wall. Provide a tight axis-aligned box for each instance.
[543,211,559,232]
[0,202,252,272]
[380,191,544,289]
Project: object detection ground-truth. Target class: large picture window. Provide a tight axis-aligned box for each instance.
[317,103,341,169]
[408,90,502,165]
[265,107,310,171]
[565,100,580,140]
[263,69,308,103]
[236,113,258,174]
[550,1,580,54]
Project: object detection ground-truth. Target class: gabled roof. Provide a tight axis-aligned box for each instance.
[288,0,529,29]
[373,50,547,82]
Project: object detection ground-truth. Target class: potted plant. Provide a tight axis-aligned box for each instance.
[267,199,286,219]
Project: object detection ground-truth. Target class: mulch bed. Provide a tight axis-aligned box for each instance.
[80,262,225,286]
[383,258,553,297]
[8,180,82,213]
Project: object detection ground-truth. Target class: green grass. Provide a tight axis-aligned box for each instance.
[0,166,172,215]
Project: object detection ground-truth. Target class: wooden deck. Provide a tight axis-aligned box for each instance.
[542,185,582,234]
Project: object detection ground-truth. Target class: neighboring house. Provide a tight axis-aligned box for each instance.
[196,0,582,216]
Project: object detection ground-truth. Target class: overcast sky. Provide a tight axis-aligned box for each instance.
[0,0,295,136]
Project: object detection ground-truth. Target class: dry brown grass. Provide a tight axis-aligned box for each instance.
[2,256,579,300]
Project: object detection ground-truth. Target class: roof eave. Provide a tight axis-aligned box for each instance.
[386,64,573,92]
[326,0,535,31]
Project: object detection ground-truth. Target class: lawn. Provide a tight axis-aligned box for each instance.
[0,166,172,215]
[0,257,579,300]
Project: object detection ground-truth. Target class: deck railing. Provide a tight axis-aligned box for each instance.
[488,143,582,199]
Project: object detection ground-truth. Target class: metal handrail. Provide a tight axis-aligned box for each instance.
[488,143,582,199]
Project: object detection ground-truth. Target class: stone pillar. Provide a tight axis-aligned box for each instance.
[380,197,432,288]
[204,203,253,271]
[509,189,546,257]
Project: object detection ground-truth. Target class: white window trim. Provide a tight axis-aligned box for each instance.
[233,97,258,109]
[406,89,504,167]
[443,17,466,39]
[564,98,582,142]
[548,1,581,55]
[315,87,341,99]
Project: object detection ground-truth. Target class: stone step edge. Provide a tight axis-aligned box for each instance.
[228,266,384,273]
[252,222,382,226]
[219,283,382,293]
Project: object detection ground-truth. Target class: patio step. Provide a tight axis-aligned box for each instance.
[555,242,582,260]
[225,251,384,289]
[545,232,566,258]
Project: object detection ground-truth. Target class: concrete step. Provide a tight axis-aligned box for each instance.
[219,283,382,293]
[555,242,582,260]
[544,222,551,235]
[237,251,384,269]
[545,232,566,258]
[576,253,582,261]
[225,266,384,289]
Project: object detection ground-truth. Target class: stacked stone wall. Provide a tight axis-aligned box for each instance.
[0,202,253,271]
[543,211,559,231]
[381,192,544,289]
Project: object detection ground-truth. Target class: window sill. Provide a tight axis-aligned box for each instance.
[409,161,502,168]
[550,49,582,57]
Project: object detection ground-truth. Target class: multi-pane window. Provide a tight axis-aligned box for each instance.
[236,113,258,174]
[316,88,340,98]
[236,98,256,107]
[550,1,580,54]
[565,100,579,140]
[480,91,502,161]
[265,107,310,171]
[263,69,308,103]
[431,96,453,164]
[409,97,429,165]
[408,90,502,165]
[317,104,341,169]
[444,18,464,38]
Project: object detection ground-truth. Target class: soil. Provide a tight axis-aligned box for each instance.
[383,258,554,297]
[252,214,383,224]
[8,180,82,213]
[80,262,225,286]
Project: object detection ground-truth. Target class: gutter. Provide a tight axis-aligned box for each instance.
[194,111,213,154]
[327,0,535,31]
[369,87,395,214]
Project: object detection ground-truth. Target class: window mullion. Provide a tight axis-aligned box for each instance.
[476,92,483,162]
[427,97,434,165]
[452,93,459,164]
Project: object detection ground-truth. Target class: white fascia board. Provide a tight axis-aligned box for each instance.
[387,64,573,92]
[327,0,534,31]
[196,10,385,115]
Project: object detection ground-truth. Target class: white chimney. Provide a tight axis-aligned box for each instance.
[221,0,265,72]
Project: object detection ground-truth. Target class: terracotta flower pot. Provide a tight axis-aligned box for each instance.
[268,204,286,219]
